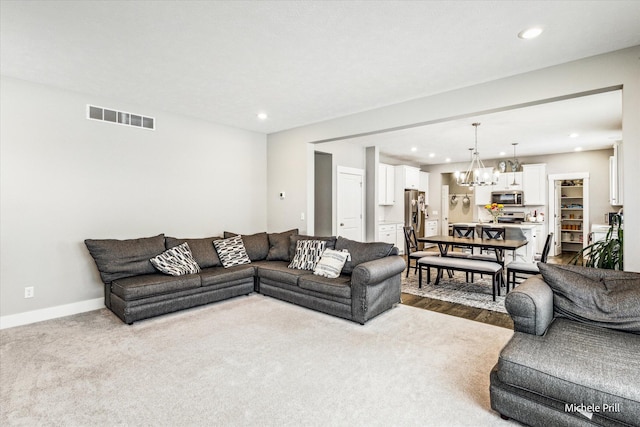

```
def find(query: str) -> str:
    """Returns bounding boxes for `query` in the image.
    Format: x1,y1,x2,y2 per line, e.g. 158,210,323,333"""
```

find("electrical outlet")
24,286,34,298
300,212,305,221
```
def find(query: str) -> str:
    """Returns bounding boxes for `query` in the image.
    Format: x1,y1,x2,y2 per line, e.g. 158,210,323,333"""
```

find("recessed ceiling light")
445,158,451,163
499,151,506,156
257,112,268,120
518,27,543,39
429,153,435,158
411,147,417,152
574,147,583,152
569,133,579,138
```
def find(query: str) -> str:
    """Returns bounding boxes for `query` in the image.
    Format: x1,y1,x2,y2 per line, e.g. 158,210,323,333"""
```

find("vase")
492,215,499,224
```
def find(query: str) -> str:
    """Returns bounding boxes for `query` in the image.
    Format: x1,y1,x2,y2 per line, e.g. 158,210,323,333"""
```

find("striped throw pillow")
150,242,201,276
213,235,251,268
288,240,327,270
313,249,350,278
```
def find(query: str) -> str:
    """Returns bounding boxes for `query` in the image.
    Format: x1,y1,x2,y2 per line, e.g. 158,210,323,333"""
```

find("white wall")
267,46,640,271
0,77,267,320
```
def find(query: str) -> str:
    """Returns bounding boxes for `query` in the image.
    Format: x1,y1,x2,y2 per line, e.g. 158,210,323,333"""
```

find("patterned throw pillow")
288,240,327,270
213,235,251,268
150,243,201,276
313,249,350,279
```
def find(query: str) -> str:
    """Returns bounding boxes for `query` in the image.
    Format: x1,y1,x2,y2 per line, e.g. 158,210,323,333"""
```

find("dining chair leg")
427,266,431,284
418,264,422,288
406,260,410,278
434,268,442,286
492,275,497,301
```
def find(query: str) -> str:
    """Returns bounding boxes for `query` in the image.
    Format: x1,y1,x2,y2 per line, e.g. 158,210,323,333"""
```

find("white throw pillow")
313,249,350,278
150,242,201,276
288,240,327,270
213,235,251,268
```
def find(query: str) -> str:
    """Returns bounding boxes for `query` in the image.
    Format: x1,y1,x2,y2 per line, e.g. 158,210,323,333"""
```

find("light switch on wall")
301,212,305,221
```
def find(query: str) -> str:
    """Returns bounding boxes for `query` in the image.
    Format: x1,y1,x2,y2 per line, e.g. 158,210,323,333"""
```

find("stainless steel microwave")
491,191,524,206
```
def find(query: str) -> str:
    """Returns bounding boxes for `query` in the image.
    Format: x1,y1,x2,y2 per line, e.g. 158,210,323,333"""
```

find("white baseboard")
0,298,105,330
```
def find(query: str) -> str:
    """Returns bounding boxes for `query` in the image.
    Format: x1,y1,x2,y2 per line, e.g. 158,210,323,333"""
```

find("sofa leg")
499,414,510,421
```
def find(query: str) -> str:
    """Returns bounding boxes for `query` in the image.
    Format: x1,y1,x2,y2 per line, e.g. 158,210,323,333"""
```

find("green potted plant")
570,214,623,270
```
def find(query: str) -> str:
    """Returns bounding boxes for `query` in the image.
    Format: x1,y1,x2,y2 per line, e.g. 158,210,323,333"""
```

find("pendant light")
455,123,499,187
510,142,519,188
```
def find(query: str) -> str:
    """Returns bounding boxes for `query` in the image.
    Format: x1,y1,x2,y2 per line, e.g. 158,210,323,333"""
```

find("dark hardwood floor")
401,252,575,329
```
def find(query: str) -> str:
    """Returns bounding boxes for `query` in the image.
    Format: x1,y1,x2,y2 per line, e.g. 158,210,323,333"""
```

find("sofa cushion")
334,236,394,275
85,234,166,283
288,240,326,270
213,235,251,268
266,229,299,261
150,243,201,276
257,261,312,286
288,235,337,261
538,263,640,334
313,249,350,279
165,236,222,268
111,273,201,301
198,265,255,288
223,231,269,261
298,274,351,299
498,318,640,425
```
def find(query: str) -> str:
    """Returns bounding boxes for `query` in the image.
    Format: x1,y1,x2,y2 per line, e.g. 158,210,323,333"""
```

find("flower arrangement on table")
485,203,504,223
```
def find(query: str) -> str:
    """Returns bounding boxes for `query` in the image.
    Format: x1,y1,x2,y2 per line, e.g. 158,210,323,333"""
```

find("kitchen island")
451,222,537,263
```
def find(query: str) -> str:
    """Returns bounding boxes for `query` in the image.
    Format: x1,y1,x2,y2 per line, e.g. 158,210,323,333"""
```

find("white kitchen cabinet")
533,223,546,255
506,226,536,264
396,165,420,190
522,164,547,206
378,223,405,255
378,224,396,244
378,163,396,205
396,223,406,255
425,220,438,237
495,172,523,191
419,171,430,203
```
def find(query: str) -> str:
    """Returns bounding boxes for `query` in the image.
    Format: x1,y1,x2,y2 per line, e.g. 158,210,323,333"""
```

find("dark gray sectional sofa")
490,264,640,426
85,229,406,325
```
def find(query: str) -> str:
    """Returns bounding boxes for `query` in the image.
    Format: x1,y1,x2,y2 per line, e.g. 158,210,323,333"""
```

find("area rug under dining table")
401,270,508,313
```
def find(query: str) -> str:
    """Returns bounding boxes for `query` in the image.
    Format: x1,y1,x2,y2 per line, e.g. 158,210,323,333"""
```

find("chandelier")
455,122,499,187
509,142,520,188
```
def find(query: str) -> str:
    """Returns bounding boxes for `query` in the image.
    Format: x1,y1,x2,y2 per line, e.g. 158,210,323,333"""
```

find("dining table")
417,235,529,288
417,235,529,264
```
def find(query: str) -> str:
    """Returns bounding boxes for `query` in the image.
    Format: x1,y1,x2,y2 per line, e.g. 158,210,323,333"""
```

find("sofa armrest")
351,256,407,286
505,275,554,335
350,255,406,324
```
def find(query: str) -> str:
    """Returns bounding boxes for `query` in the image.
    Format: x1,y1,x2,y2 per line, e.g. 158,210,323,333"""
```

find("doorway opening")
314,151,332,236
548,172,590,257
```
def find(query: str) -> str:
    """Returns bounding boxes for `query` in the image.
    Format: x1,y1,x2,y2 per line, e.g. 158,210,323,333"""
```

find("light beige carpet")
1,294,516,426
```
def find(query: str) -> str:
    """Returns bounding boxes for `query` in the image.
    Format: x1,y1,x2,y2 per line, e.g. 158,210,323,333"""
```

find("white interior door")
337,167,364,241
440,184,449,235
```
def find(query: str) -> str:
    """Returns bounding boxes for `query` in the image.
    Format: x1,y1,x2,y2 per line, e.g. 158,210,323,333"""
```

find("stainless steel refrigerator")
404,189,426,242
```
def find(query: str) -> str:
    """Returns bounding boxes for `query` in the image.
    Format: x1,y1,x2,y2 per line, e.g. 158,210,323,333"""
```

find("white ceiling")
1,0,638,141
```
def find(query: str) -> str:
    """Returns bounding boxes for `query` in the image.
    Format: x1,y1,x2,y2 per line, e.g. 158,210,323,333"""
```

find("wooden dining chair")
481,226,505,240
403,226,438,277
451,225,475,254
469,226,506,282
506,233,553,291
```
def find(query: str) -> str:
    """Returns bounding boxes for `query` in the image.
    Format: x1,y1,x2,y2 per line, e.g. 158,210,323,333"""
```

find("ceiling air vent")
87,105,155,130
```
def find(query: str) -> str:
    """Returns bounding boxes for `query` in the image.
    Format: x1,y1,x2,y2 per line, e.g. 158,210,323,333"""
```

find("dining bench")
417,256,503,301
